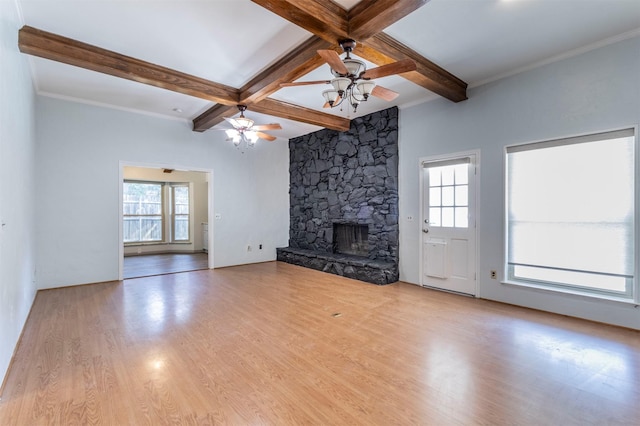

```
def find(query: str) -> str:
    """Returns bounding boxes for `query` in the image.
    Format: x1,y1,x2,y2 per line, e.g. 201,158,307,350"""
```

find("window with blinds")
505,129,636,299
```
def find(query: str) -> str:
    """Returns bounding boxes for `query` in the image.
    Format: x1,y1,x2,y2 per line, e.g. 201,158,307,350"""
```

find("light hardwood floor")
1,262,639,425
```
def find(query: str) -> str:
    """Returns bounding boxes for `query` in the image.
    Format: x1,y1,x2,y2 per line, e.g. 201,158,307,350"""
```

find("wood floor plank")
1,261,639,425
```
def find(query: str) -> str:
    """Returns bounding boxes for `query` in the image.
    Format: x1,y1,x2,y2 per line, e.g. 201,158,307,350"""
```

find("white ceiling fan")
221,105,282,149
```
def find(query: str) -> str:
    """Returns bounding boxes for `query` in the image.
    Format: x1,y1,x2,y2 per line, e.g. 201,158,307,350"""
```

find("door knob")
422,229,429,233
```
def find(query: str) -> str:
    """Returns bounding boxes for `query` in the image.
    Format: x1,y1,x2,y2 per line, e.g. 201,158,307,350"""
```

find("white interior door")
421,154,477,295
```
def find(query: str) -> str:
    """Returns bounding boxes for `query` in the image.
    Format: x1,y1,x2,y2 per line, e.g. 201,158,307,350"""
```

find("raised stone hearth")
276,247,398,285
277,107,399,285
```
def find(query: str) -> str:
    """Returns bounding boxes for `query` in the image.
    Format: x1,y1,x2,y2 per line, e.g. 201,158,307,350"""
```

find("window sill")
501,279,637,306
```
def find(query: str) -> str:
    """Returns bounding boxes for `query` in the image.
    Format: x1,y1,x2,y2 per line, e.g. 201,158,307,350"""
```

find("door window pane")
454,164,468,185
441,167,455,186
429,207,441,227
455,207,468,228
455,186,468,206
442,186,454,206
429,169,441,187
426,162,470,228
430,187,441,206
442,207,454,227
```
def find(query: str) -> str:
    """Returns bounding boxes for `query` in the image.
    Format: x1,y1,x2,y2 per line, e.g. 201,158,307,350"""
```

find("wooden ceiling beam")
348,0,430,41
250,98,350,132
239,36,332,104
251,0,348,44
18,25,351,133
360,33,467,102
192,104,237,133
18,26,240,105
193,97,351,133
193,36,336,131
251,0,467,103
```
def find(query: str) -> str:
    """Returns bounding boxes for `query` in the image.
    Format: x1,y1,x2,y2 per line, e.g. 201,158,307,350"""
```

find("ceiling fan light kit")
333,58,366,77
283,39,416,113
224,128,259,147
222,105,280,150
325,40,371,112
331,77,352,93
230,116,254,130
322,89,339,106
356,81,376,98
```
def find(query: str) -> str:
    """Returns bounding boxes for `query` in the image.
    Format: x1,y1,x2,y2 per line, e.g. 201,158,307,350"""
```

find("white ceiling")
17,0,640,139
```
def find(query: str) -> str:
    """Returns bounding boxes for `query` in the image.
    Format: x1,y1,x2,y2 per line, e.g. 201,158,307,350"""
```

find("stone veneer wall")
284,107,399,281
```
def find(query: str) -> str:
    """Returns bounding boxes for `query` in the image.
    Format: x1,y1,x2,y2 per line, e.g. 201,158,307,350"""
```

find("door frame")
118,160,214,281
418,149,481,297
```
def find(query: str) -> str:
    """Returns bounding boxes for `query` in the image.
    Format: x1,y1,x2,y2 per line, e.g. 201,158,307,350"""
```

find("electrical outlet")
247,245,252,252
259,244,263,250
490,270,497,279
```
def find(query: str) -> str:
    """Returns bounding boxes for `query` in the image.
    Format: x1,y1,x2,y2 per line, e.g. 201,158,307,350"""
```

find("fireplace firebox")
333,223,369,257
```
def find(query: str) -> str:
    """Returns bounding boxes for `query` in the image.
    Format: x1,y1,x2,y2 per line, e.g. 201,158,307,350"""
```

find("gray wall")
35,97,290,289
398,36,640,329
0,0,38,386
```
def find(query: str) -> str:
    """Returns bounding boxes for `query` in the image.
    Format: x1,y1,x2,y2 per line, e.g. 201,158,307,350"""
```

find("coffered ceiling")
16,0,640,140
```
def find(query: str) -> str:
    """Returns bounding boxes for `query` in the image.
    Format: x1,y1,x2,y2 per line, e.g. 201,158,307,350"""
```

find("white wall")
122,167,209,255
36,97,289,289
399,36,640,329
0,0,38,387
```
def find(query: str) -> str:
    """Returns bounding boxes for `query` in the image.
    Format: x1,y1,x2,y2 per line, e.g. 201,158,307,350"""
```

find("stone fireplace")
276,107,399,284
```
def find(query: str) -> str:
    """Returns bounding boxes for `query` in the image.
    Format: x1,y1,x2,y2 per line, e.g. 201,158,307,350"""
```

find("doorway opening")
119,164,212,279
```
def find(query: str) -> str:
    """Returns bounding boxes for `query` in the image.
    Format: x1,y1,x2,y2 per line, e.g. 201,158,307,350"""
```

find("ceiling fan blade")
252,123,282,131
256,131,277,142
280,80,330,87
361,59,416,79
317,49,349,75
371,85,399,101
